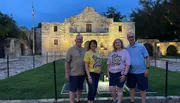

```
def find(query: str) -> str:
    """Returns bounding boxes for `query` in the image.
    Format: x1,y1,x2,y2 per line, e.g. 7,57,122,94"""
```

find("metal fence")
0,54,180,101
0,53,64,80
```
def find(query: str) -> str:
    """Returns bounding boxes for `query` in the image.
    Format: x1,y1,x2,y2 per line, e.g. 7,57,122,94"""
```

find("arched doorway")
166,45,178,56
144,43,153,56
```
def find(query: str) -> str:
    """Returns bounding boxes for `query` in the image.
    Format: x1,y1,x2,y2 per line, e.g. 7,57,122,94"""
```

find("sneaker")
76,100,80,103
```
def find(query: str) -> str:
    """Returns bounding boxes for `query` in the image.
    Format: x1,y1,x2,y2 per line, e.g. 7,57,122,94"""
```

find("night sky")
0,0,139,29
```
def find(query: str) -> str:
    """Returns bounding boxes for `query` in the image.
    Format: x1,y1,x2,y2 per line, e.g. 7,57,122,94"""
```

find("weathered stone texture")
4,38,21,58
41,7,135,55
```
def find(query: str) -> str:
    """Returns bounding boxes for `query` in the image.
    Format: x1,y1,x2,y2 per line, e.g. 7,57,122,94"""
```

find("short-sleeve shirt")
84,50,101,74
107,49,131,74
126,42,149,74
65,45,86,76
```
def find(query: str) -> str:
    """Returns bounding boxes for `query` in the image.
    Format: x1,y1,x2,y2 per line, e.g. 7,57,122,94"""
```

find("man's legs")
130,88,135,103
76,90,82,102
69,76,80,103
69,91,76,103
140,90,146,103
137,74,148,103
69,90,82,103
127,73,136,103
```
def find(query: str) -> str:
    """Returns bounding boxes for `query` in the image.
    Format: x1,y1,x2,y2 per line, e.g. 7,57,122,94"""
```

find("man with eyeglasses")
65,35,86,103
126,32,150,103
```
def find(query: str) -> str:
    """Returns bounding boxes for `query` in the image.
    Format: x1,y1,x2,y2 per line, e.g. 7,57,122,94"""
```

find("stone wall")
159,42,180,55
138,39,160,56
137,39,180,56
65,6,112,33
41,22,65,55
4,38,21,58
41,7,135,55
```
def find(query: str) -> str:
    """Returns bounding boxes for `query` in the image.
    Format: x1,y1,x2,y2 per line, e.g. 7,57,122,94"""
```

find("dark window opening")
54,26,57,32
54,39,58,45
86,24,92,32
119,26,122,32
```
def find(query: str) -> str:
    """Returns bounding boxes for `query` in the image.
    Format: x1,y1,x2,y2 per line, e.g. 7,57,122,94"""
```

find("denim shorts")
69,75,85,92
109,72,126,88
127,73,148,91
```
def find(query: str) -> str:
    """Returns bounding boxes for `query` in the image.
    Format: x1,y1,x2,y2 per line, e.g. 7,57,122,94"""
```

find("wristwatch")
146,67,150,69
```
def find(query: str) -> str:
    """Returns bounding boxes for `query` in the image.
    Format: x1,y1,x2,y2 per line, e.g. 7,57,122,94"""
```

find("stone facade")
20,26,32,55
137,39,180,56
4,38,21,58
158,42,180,55
41,6,135,55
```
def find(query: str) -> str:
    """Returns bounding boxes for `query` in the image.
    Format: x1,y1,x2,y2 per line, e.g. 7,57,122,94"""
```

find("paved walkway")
151,59,180,72
0,56,179,80
0,55,62,80
0,96,179,103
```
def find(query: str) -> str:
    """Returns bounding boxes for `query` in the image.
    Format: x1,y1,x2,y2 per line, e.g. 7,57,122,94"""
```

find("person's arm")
124,65,129,76
65,62,70,81
107,64,110,79
65,49,71,81
142,45,150,69
120,50,130,82
145,56,150,69
85,62,92,83
106,52,112,79
84,52,92,84
142,45,150,76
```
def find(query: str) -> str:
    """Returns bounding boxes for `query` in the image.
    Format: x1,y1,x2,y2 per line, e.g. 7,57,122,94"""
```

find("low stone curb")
0,96,179,103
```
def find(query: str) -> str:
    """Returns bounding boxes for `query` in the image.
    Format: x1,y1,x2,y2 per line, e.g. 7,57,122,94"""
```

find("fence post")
53,61,57,101
59,52,61,59
46,52,48,63
54,52,55,61
154,42,157,67
7,55,9,77
33,54,35,68
165,61,168,97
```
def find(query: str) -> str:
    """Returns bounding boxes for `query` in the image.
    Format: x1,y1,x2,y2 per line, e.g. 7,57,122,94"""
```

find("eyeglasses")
128,36,134,38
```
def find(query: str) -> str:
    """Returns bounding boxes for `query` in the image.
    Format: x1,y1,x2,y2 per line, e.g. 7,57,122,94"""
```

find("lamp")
157,43,160,47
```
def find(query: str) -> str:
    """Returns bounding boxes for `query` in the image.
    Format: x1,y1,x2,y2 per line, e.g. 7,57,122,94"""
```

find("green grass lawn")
0,59,180,100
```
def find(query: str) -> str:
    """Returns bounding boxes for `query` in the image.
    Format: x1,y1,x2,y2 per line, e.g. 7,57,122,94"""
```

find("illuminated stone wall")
159,42,180,55
137,39,180,56
41,7,135,56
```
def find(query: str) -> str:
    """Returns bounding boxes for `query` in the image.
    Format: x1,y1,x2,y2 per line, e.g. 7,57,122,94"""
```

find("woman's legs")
109,86,117,102
117,87,123,103
87,73,100,103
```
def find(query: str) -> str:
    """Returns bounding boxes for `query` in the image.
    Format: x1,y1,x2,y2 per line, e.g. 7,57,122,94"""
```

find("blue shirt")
126,42,149,74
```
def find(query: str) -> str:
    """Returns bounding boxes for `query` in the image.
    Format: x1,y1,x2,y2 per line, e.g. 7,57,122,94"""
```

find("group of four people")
65,32,150,103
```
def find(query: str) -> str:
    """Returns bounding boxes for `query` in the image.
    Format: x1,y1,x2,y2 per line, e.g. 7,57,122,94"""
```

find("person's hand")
107,73,110,79
65,74,69,81
120,75,126,82
144,69,149,77
88,77,92,84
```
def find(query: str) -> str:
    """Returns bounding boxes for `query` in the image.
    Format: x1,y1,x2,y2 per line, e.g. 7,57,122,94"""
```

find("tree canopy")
102,7,126,22
0,12,27,40
131,0,180,41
